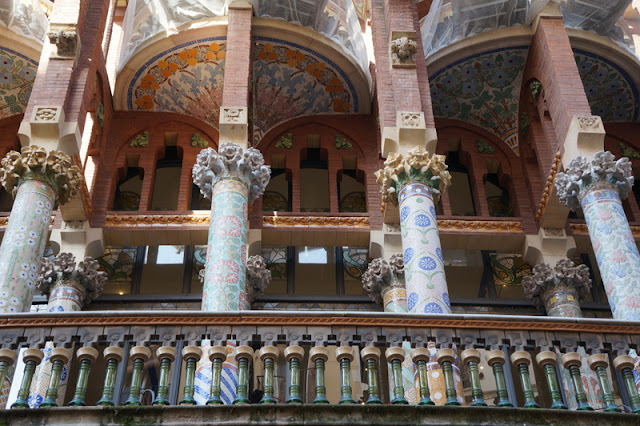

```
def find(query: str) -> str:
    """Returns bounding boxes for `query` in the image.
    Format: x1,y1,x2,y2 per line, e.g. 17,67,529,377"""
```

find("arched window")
446,150,476,216
263,168,292,212
338,169,366,212
484,173,513,217
151,145,183,211
300,147,330,212
113,167,144,211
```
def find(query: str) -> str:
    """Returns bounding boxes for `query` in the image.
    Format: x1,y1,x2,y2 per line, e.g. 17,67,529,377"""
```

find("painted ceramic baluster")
561,353,593,411
207,346,228,405
535,351,567,409
11,349,44,409
124,346,151,406
179,346,202,405
233,346,253,404
152,346,177,406
97,346,125,406
587,354,620,412
310,347,329,404
461,349,487,407
285,345,304,404
68,347,99,406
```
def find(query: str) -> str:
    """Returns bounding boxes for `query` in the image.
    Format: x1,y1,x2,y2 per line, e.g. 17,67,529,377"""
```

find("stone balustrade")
0,311,638,418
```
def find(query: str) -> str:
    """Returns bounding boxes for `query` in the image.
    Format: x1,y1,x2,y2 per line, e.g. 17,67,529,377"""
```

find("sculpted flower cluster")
37,253,107,305
362,255,405,304
0,146,82,205
246,255,272,302
521,259,591,311
375,147,451,205
192,143,271,202
555,151,633,211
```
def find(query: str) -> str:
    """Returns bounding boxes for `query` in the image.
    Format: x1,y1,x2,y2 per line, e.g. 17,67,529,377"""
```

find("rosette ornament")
555,151,633,211
37,253,107,311
522,259,591,317
192,143,271,202
362,254,407,312
0,145,82,205
374,147,451,206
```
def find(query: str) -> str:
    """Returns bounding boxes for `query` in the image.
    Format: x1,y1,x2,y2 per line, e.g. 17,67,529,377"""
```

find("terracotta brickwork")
221,7,252,108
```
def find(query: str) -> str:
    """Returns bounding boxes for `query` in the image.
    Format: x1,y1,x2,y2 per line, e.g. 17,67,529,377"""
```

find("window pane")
263,170,290,212
489,253,531,299
449,171,476,216
113,168,143,211
262,247,288,295
97,246,138,295
342,247,368,296
295,247,336,296
301,169,329,212
444,250,484,298
151,167,181,210
190,245,206,294
139,245,185,294
339,172,366,213
485,174,513,217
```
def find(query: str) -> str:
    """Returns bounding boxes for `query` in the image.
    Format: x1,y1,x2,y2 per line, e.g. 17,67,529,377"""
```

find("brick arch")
0,114,23,156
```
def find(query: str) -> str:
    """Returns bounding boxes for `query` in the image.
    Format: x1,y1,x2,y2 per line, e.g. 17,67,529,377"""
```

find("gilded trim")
571,223,640,238
535,150,562,223
437,219,523,233
104,213,210,226
263,215,370,228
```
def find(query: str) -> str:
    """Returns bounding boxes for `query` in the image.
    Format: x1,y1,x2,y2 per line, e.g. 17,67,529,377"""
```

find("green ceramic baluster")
179,345,201,405
68,347,99,406
588,354,619,412
487,350,513,407
411,348,435,406
561,353,593,411
97,346,125,406
285,345,304,404
233,345,253,405
310,346,330,404
11,349,44,409
614,355,640,413
259,346,278,404
386,347,408,404
124,346,151,406
207,346,228,405
152,346,177,406
511,351,539,408
535,351,567,409
336,347,355,404
462,349,487,407
361,347,382,404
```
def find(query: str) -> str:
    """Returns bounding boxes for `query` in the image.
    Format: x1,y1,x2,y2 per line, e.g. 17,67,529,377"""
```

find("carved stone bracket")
246,255,271,302
555,151,634,210
362,254,405,304
0,145,82,205
47,23,80,59
375,146,451,206
192,142,270,202
36,253,107,305
390,31,418,68
521,259,591,311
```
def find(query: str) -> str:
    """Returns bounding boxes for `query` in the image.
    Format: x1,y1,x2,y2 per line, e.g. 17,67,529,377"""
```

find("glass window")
113,168,143,211
485,173,513,217
300,148,329,212
97,246,138,295
139,245,185,294
151,146,182,211
447,151,476,216
262,247,288,295
295,247,336,295
444,250,484,298
190,245,206,294
342,247,368,296
338,170,366,213
263,169,291,212
489,253,531,299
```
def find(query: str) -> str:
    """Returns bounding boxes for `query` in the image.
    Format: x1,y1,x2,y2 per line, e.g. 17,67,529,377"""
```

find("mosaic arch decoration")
126,37,226,128
252,37,359,145
573,49,639,123
429,46,528,155
0,46,37,120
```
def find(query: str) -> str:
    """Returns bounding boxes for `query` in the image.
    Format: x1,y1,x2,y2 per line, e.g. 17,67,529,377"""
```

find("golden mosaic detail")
437,220,523,233
570,223,640,238
263,215,369,228
105,214,210,226
535,150,562,223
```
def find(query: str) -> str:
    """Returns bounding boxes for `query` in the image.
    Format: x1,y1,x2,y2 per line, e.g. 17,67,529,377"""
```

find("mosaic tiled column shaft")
0,146,81,313
522,259,591,318
375,147,452,315
555,152,640,320
193,143,270,312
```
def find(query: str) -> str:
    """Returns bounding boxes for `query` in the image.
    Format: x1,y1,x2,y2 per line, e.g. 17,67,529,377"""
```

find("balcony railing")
0,311,639,423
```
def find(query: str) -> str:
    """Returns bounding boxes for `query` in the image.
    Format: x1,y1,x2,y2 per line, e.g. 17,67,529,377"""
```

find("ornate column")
362,254,407,312
522,259,591,317
0,146,81,312
192,143,270,311
375,147,452,314
36,253,107,312
555,152,640,319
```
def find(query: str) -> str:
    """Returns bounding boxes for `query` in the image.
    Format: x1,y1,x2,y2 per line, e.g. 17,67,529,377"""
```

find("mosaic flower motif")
414,213,431,227
285,49,305,67
408,292,418,311
0,55,13,69
404,247,414,264
436,247,443,262
418,256,437,271
442,292,450,307
258,43,278,61
0,72,13,85
423,302,443,314
400,206,410,222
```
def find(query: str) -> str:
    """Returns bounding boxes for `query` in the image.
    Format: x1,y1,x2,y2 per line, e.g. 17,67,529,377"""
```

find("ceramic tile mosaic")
0,47,37,120
127,38,226,128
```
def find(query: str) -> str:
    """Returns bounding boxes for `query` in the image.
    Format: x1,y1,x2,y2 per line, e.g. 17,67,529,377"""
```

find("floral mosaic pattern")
203,179,249,311
127,38,226,128
399,182,450,314
0,180,54,313
252,38,358,144
429,47,528,155
0,47,37,120
581,187,640,320
574,50,638,123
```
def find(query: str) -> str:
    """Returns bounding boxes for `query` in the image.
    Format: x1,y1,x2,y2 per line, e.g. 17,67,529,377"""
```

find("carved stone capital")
375,146,451,205
521,259,591,311
390,32,418,68
246,255,271,302
555,151,634,211
37,253,107,305
192,143,270,202
362,256,405,304
47,23,80,58
0,146,83,205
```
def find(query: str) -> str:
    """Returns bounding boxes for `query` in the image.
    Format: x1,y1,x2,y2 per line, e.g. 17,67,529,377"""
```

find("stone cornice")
104,213,210,227
437,219,524,233
263,215,370,228
1,311,639,334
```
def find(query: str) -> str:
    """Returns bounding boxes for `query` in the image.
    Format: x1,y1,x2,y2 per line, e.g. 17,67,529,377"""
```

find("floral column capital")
522,259,591,314
555,151,633,210
246,255,271,303
362,254,405,304
375,147,451,206
0,146,82,205
192,143,271,202
37,253,108,307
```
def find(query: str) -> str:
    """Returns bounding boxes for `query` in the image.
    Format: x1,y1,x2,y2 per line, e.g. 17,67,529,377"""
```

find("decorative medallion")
574,49,638,122
127,37,226,128
274,133,293,149
0,47,38,120
252,38,358,144
191,133,208,148
429,47,528,155
335,135,353,149
476,139,494,154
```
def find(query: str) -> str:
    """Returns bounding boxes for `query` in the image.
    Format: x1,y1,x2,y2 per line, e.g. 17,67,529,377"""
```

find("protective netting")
119,0,370,81
421,0,634,58
0,0,48,44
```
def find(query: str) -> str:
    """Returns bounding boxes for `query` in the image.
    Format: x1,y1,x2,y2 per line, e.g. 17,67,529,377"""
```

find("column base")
365,396,383,405
39,399,58,407
524,401,540,409
550,401,568,410
67,399,86,407
206,397,223,405
391,397,409,404
151,397,170,406
124,398,141,406
603,405,621,412
179,397,197,405
445,398,461,406
497,400,514,407
576,402,593,411
313,396,330,404
418,397,435,406
286,397,303,404
470,400,487,407
10,399,29,409
233,398,250,405
96,399,114,407
260,396,277,404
